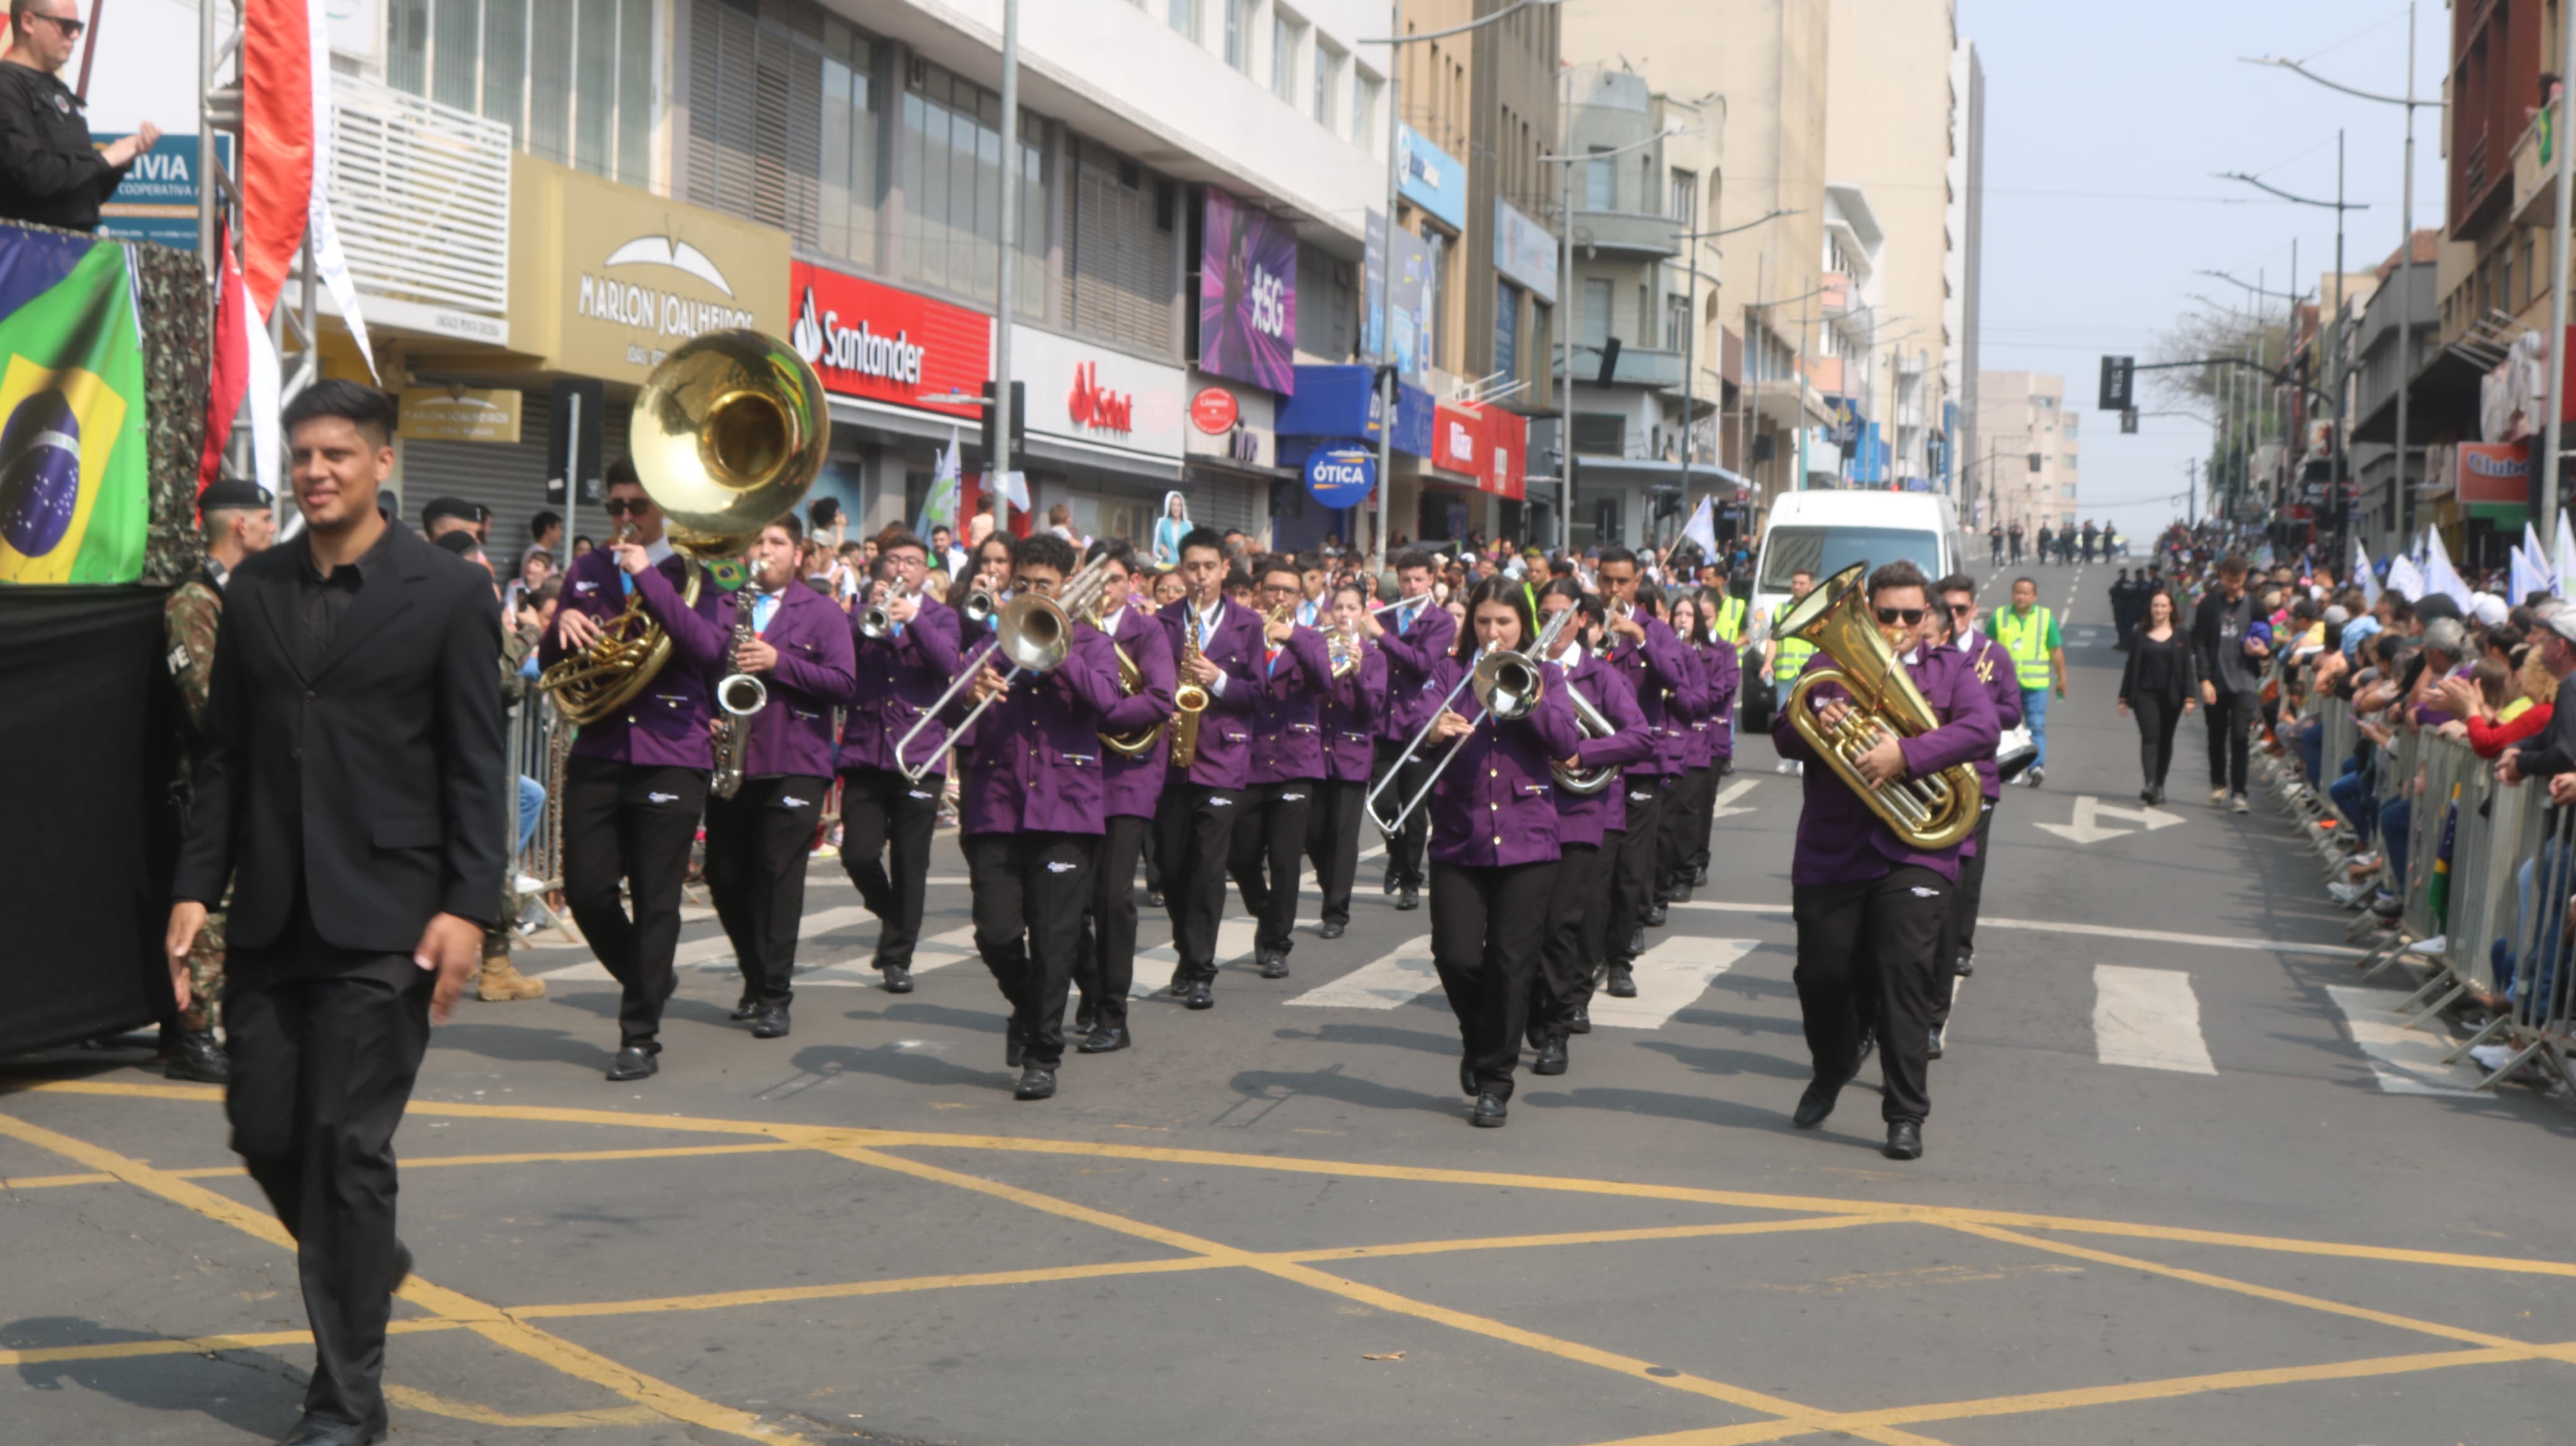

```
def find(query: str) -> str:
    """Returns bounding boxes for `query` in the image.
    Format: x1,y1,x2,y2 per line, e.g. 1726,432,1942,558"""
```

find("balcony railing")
1571,208,1681,259
320,77,513,344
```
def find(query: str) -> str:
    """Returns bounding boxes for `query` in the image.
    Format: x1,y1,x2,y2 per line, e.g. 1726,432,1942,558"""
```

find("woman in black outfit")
2118,586,2198,804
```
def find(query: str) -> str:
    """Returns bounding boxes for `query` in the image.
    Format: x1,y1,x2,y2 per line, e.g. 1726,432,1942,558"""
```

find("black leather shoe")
1531,1039,1568,1076
1954,954,1975,978
1567,1004,1591,1035
278,1411,387,1445
1471,1093,1508,1127
605,1046,657,1082
1856,1027,1876,1063
1641,903,1668,928
1258,949,1290,980
1183,980,1215,1010
1074,1002,1098,1035
1692,863,1710,887
728,993,757,1021
1396,886,1420,911
1793,1076,1842,1130
1459,1056,1478,1096
165,1028,229,1084
881,964,915,994
1077,1025,1129,1053
1319,920,1346,940
1146,889,1164,908
1671,881,1694,904
1382,866,1399,896
1926,1026,1944,1061
1605,965,1638,998
751,1004,791,1039
1628,927,1646,956
1005,1019,1027,1068
1884,1120,1923,1161
1014,1065,1058,1101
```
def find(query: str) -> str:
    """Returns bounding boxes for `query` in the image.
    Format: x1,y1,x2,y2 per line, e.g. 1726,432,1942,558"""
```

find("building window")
902,59,1048,316
1495,279,1521,380
1664,292,1687,351
1168,0,1198,41
816,26,881,266
1066,138,1178,354
1580,277,1611,348
1272,11,1303,103
389,0,656,187
1313,40,1341,129
1573,412,1625,455
1224,0,1251,72
1585,146,1614,210
1669,168,1697,226
687,5,903,260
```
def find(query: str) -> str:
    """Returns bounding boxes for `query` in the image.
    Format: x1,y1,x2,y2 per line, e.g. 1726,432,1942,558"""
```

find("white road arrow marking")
2092,964,2216,1074
1710,777,1760,820
2034,795,2185,844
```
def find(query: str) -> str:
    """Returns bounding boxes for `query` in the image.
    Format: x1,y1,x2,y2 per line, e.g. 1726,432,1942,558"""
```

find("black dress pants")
964,830,1095,1068
1229,778,1315,956
1372,738,1434,887
1792,866,1948,1125
562,756,707,1050
2133,692,2184,792
224,937,430,1429
704,774,825,1007
2204,687,2259,795
837,765,941,970
1690,762,1723,874
1304,777,1368,927
1606,780,1664,964
1429,858,1559,1097
1931,799,1996,1032
1533,840,1608,1040
1156,778,1243,983
1075,813,1151,1028
1660,765,1710,892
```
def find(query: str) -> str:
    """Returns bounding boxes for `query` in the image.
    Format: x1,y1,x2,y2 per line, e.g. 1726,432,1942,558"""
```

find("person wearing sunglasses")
1770,559,1999,1162
1927,574,2023,1064
0,0,163,233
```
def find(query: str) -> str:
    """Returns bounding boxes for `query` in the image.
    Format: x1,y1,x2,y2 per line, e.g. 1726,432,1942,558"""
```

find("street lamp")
1661,210,1798,546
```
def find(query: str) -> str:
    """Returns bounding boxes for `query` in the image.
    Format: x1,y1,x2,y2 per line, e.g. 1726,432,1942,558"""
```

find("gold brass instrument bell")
1773,562,1982,851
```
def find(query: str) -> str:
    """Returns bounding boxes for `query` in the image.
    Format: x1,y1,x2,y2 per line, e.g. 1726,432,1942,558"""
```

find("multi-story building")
1975,371,2076,540
1946,40,1985,521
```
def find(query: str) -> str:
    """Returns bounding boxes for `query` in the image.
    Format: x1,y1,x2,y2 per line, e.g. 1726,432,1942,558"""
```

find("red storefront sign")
787,261,990,419
1190,386,1240,433
1430,401,1528,500
2455,440,2530,503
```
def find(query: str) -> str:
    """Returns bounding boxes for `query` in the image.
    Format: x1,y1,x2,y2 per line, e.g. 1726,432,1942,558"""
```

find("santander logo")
1068,361,1134,434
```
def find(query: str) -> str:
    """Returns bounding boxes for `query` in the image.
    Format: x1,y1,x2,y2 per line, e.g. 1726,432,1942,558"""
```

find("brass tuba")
540,329,829,728
1775,563,1981,851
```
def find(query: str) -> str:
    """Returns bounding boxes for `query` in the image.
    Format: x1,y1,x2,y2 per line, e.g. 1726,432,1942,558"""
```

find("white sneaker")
2210,786,2229,805
2230,793,2250,814
1776,760,1798,775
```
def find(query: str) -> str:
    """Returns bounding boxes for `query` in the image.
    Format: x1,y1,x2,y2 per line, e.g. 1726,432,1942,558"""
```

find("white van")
1746,490,1959,649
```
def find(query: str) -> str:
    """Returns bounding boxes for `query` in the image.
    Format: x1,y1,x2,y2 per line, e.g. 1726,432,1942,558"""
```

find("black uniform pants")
704,774,826,1008
1793,866,1947,1125
1156,778,1243,983
1660,765,1710,892
1075,813,1152,1029
1430,858,1559,1097
1229,778,1315,956
1533,840,1609,1040
1606,780,1664,964
964,830,1095,1068
1304,777,1368,927
2133,692,2185,792
562,757,706,1050
1373,738,1434,887
1931,799,1996,1031
2204,687,2259,795
837,765,941,970
224,938,430,1429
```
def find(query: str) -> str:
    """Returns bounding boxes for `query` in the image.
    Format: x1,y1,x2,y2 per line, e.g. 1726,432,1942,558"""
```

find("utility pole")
2396,0,2418,546
989,0,1019,540
2546,8,2576,544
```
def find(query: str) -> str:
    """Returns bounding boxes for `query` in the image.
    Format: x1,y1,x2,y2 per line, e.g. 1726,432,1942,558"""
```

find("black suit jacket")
173,520,508,955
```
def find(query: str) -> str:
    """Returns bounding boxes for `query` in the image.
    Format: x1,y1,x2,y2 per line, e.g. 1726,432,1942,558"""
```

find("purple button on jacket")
542,549,728,769
1320,643,1388,783
838,595,965,778
949,624,1125,837
720,582,857,782
1770,644,2000,886
1247,624,1333,785
1157,597,1266,791
1553,649,1654,849
1373,596,1458,743
1097,605,1177,821
1421,653,1582,869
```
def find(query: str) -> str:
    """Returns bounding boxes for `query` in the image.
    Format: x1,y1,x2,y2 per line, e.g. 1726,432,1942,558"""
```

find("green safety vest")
1771,602,1818,682
1712,594,1746,645
1995,605,2054,690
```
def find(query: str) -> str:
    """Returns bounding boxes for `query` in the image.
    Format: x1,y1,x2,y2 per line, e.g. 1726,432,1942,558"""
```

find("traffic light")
2120,408,2138,434
979,380,1027,460
2098,355,2134,411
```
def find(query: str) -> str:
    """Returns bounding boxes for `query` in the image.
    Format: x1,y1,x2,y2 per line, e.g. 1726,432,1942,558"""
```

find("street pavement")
9,557,2576,1445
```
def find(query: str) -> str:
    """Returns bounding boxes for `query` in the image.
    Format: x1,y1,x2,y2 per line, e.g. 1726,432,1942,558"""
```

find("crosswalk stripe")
1286,935,1438,1009
2321,986,2482,1095
1589,936,1759,1029
2091,964,2216,1074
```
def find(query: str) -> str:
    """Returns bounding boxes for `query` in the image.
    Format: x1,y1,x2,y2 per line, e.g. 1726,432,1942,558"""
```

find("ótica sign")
1303,443,1375,507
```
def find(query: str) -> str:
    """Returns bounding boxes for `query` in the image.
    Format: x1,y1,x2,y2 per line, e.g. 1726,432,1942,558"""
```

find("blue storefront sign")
1276,365,1434,465
1304,443,1377,507
1396,125,1468,231
93,133,232,250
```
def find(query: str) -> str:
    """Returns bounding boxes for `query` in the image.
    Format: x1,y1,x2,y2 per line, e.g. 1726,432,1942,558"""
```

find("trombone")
1364,603,1576,838
895,555,1117,783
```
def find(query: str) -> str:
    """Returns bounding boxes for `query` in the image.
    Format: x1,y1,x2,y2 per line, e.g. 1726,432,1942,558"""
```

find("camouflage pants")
180,905,225,1032
484,877,523,961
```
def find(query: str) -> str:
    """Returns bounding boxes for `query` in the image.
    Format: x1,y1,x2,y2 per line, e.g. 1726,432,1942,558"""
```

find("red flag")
199,227,250,498
240,0,313,319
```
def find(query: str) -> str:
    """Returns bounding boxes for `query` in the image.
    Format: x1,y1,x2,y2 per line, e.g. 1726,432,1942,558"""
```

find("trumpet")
1365,604,1577,837
896,555,1118,782
961,586,1001,629
858,581,915,640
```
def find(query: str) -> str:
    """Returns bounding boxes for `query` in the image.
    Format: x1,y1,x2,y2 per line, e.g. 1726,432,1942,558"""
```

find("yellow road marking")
514,1257,1230,1320
1282,1213,1887,1263
0,1320,464,1368
0,1110,817,1446
383,1384,664,1428
2,1141,805,1193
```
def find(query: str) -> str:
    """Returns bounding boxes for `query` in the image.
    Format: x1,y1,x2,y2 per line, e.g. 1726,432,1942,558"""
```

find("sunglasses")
30,13,85,38
601,497,651,516
1874,607,1928,626
1947,601,1975,614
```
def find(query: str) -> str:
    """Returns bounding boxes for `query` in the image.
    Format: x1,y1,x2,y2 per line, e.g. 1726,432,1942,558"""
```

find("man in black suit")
165,381,505,1446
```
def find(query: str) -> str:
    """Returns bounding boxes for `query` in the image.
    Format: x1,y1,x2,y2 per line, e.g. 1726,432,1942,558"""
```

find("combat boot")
477,952,547,1001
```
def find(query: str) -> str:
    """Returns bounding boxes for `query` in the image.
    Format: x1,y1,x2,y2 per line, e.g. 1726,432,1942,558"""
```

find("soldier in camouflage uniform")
163,479,275,1082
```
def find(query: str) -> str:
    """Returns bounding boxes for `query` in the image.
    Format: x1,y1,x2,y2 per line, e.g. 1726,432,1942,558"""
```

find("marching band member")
1418,577,1580,1126
1596,549,1695,996
835,531,960,995
1528,581,1653,1076
703,515,856,1040
1305,583,1387,941
946,533,1126,1100
1689,587,1743,889
1231,554,1333,978
1072,538,1175,1053
541,459,729,1081
1658,594,1712,907
1928,572,2022,1060
1155,527,1266,1009
1773,560,1998,1160
1361,550,1457,912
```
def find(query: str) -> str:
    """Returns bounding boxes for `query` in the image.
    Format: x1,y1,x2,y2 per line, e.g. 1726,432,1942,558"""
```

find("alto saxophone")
709,590,766,800
1170,604,1209,769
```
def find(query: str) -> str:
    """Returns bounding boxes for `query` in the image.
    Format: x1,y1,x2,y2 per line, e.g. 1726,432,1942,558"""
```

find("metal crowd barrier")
503,693,574,941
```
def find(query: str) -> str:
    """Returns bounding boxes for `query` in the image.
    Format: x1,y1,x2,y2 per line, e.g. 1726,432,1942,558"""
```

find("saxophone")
708,591,765,800
1170,604,1209,769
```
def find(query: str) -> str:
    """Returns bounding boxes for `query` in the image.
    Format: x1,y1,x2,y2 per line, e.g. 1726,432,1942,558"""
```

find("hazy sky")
1960,0,2448,541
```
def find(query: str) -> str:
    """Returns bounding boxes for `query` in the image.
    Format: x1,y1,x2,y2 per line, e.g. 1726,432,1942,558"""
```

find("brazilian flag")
0,232,147,586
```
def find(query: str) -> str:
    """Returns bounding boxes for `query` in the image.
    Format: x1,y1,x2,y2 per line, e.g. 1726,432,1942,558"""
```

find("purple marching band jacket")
1954,627,2024,804
1769,643,2001,887
718,580,858,780
1155,595,1267,791
1609,612,1695,781
1697,637,1741,766
1664,638,1710,772
1551,645,1655,849
1094,603,1178,820
1321,641,1389,783
1418,652,1583,869
541,547,728,769
1372,594,1458,745
1246,621,1333,786
941,622,1125,837
840,593,964,779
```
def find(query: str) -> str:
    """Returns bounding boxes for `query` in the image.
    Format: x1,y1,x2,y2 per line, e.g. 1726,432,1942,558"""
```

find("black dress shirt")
295,525,397,673
0,61,128,231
